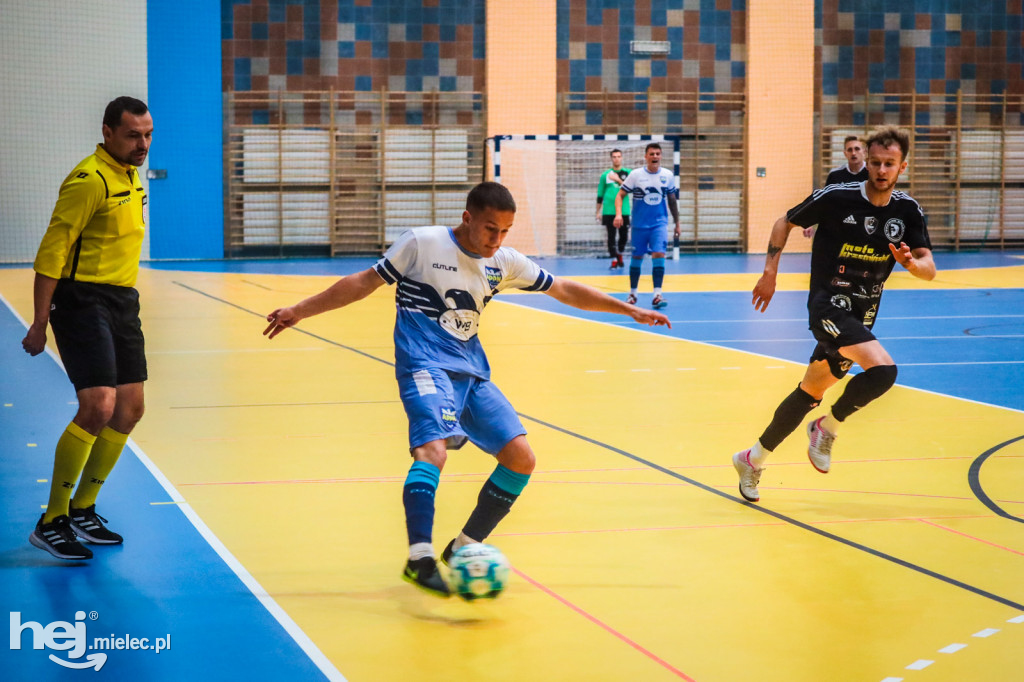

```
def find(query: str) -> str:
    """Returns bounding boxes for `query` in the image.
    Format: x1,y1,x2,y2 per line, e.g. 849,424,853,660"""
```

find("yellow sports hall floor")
1,259,1022,681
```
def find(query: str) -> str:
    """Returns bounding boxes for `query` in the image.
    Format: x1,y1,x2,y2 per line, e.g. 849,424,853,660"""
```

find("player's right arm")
22,273,59,356
613,186,629,228
752,214,800,313
596,172,606,221
264,268,385,339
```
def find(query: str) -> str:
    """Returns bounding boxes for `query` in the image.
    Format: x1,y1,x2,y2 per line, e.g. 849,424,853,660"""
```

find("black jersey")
787,182,931,322
825,165,869,186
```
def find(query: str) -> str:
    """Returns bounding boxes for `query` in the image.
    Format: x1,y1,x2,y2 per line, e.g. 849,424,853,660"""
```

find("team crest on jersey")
440,407,458,431
830,294,852,311
864,216,877,234
884,218,905,242
484,266,502,288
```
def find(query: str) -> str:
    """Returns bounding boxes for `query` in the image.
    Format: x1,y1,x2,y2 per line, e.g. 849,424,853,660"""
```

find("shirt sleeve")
373,229,417,285
597,171,607,203
666,169,679,197
495,248,554,293
785,189,829,228
33,169,105,279
904,204,932,251
620,169,637,194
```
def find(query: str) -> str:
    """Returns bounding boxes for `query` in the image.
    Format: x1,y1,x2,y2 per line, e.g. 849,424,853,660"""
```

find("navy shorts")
397,368,526,455
49,280,147,391
807,291,876,379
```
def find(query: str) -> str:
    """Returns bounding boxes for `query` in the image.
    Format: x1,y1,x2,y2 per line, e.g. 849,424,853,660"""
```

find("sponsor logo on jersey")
884,218,905,242
830,277,852,288
864,216,877,234
830,294,853,311
432,263,457,271
843,214,857,225
484,266,502,288
440,407,458,430
838,243,889,263
863,303,878,326
76,172,89,179
642,188,664,205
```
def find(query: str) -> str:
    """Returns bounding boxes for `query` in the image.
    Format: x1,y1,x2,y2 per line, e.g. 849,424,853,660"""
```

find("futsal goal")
488,134,743,257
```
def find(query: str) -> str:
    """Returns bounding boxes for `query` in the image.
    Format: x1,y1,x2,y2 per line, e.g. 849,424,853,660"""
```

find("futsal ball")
448,543,510,601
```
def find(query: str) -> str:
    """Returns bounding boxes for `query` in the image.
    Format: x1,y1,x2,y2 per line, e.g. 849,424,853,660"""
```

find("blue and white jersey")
621,166,678,230
373,225,555,380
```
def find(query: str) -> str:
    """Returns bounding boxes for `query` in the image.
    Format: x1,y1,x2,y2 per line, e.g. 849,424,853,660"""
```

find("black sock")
462,479,520,542
831,365,898,422
759,385,821,451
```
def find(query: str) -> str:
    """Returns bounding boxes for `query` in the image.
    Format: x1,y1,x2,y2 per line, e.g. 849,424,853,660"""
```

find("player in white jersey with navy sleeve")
613,142,680,309
264,182,671,596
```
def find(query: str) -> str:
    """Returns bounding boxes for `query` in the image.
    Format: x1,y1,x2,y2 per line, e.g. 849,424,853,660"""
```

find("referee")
22,96,153,560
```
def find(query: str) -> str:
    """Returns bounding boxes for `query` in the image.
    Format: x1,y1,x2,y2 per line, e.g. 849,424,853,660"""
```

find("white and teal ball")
448,543,510,601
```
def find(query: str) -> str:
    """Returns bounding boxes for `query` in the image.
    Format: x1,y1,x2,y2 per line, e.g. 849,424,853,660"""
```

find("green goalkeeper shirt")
597,168,631,216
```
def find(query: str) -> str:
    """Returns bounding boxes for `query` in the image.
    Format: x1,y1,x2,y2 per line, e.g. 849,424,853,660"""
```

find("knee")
76,393,116,434
412,440,447,470
868,364,898,390
499,436,536,475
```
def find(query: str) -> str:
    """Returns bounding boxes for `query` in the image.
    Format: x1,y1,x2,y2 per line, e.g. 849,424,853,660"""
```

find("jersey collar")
95,144,133,172
448,226,484,259
859,180,893,207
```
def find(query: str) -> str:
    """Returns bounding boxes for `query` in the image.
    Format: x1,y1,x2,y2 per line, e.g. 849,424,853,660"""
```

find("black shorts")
49,280,147,391
601,214,630,230
807,291,876,379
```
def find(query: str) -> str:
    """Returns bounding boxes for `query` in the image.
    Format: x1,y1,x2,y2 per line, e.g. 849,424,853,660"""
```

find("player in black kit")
732,126,936,502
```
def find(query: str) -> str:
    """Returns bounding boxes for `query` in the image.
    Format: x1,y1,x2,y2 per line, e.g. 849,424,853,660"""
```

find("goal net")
489,135,680,257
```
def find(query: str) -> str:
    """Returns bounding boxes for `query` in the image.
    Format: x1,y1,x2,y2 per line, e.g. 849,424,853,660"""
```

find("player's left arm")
544,278,671,328
888,243,936,281
667,194,680,236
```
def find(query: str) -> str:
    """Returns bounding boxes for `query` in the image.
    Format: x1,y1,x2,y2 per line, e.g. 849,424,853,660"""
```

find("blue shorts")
631,226,668,257
397,368,526,455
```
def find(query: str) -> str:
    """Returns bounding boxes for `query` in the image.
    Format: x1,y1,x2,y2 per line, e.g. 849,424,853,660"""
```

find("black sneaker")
402,557,450,598
440,538,456,567
69,505,123,544
29,514,93,560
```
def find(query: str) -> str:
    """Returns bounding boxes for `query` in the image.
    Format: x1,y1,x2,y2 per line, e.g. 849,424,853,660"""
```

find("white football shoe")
732,449,764,502
806,417,836,473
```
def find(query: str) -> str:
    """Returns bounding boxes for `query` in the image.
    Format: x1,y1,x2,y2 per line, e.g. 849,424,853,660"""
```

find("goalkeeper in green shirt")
596,149,631,269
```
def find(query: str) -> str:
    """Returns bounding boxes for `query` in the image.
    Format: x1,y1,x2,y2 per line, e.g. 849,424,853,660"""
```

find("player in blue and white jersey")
614,142,680,309
731,126,935,503
264,182,671,596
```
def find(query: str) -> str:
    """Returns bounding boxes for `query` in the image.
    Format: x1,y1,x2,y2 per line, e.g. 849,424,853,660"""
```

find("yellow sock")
71,426,129,510
43,422,96,523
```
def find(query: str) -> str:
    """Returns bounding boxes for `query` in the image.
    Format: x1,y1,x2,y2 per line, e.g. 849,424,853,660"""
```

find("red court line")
513,567,696,681
916,518,1024,557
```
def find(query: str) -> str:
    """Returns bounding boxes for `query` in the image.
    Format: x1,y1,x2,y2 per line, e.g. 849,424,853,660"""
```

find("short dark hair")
466,181,516,214
645,142,662,153
610,148,622,156
843,135,861,146
103,96,149,129
865,126,910,161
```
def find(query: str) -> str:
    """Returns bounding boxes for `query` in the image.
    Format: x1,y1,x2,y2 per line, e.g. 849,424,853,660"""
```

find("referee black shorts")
49,279,148,392
807,290,876,379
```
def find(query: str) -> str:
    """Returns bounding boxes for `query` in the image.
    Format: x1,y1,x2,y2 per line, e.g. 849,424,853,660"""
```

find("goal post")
489,135,680,258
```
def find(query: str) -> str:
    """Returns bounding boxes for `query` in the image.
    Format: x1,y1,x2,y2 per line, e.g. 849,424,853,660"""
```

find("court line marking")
917,519,1024,556
170,282,1024,613
500,296,1024,416
967,434,1024,524
938,643,967,653
513,567,695,681
0,291,347,682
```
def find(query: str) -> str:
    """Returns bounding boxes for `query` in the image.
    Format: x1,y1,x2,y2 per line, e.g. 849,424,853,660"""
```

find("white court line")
905,659,934,670
1008,614,1024,623
938,643,967,654
498,297,1024,416
0,292,347,682
973,628,1000,638
900,360,1024,366
880,677,904,682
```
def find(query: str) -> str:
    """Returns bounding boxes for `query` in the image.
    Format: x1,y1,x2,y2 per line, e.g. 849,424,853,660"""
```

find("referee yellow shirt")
34,144,147,287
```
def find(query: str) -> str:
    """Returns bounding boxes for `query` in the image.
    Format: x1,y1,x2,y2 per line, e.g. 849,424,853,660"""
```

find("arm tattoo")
766,243,783,258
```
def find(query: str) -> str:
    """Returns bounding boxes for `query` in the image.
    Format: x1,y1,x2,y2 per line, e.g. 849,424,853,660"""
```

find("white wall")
0,0,148,262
